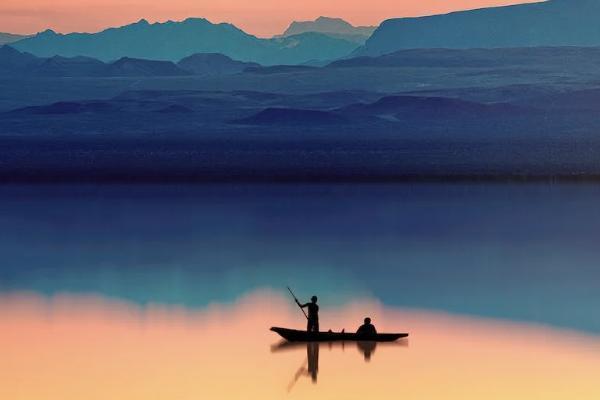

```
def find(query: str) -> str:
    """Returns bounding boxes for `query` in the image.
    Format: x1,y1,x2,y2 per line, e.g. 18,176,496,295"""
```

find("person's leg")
314,321,319,332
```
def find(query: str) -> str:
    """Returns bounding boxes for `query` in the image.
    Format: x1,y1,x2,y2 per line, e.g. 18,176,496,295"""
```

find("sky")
1,0,542,37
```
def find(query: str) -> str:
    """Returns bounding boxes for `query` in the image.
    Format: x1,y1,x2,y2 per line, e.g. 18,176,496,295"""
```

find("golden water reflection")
272,339,407,391
1,290,600,399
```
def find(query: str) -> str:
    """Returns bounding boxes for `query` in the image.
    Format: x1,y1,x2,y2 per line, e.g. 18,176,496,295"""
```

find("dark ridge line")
1,173,600,184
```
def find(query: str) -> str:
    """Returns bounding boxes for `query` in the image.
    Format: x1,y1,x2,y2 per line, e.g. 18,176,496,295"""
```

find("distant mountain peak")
182,17,209,24
282,16,376,37
280,16,376,45
12,17,360,65
38,29,57,36
315,16,351,24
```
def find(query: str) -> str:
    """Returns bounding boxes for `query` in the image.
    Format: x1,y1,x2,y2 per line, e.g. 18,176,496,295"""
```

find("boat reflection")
3,292,600,399
357,340,376,362
284,342,319,391
271,339,408,390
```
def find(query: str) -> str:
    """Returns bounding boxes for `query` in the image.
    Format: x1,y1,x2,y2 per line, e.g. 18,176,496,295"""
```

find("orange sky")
1,0,542,37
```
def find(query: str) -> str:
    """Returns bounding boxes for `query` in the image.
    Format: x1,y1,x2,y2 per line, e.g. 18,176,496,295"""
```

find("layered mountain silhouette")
0,45,39,74
0,32,30,45
107,57,189,76
330,46,600,69
360,0,600,56
0,45,265,77
11,18,359,65
280,16,376,44
234,107,347,125
235,95,519,126
178,53,259,75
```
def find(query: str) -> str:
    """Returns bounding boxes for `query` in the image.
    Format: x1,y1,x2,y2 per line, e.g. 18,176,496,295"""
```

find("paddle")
287,286,308,320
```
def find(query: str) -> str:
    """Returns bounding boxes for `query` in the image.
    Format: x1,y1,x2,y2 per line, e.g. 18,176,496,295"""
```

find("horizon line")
2,1,543,38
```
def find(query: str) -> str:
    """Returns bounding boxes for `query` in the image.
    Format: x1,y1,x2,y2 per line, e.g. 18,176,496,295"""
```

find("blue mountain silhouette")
0,32,30,45
280,16,376,44
177,53,259,75
360,0,600,56
11,18,358,65
0,45,251,77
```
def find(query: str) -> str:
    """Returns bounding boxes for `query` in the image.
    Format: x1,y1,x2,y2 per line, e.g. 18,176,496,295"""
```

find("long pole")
287,286,308,319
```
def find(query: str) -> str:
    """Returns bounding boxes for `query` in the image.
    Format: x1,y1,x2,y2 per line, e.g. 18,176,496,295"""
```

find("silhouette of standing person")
297,295,319,332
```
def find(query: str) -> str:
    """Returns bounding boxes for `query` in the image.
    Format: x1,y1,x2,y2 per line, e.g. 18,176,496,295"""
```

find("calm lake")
1,183,600,399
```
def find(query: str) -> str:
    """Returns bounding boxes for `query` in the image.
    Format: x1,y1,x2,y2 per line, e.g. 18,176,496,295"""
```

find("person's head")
364,317,372,325
311,296,318,303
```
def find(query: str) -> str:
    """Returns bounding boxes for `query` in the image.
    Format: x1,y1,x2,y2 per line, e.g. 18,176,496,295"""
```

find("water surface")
1,183,600,398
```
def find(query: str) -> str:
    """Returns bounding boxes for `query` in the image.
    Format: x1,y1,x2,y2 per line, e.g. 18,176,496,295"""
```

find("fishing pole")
287,286,308,319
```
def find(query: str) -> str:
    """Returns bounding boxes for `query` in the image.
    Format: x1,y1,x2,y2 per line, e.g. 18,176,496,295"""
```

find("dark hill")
0,45,39,74
11,101,117,115
107,57,190,77
331,46,600,69
338,96,520,119
31,55,107,77
243,65,317,74
233,107,347,125
178,53,259,75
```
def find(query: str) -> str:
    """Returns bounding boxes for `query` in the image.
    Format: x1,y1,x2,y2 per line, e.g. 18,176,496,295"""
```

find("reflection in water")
2,291,600,399
285,342,320,391
357,341,376,362
308,342,319,383
272,338,407,390
3,183,600,334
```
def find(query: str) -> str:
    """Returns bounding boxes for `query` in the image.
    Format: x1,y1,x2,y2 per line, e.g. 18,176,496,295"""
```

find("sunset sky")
1,0,541,37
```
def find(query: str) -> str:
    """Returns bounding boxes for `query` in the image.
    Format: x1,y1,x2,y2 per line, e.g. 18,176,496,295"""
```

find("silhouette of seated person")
356,317,377,337
297,295,319,332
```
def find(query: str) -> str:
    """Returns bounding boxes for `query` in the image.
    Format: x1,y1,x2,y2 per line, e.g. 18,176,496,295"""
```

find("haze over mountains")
0,33,30,45
360,0,600,56
11,18,360,65
0,45,269,77
4,1,600,181
10,1,600,66
280,17,376,44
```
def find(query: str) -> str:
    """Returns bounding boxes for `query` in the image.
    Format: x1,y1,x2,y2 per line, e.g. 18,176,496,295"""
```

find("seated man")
356,317,377,336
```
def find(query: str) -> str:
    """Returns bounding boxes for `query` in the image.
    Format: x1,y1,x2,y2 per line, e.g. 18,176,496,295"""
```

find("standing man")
297,295,319,332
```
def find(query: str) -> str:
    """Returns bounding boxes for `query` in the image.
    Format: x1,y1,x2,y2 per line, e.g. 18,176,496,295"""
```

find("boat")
270,326,409,342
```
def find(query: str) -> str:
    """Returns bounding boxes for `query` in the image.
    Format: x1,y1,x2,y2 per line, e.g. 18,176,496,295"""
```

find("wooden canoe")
270,326,408,342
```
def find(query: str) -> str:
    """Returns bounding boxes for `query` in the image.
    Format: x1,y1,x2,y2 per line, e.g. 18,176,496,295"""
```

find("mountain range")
11,18,360,65
0,32,30,45
0,45,262,77
7,1,600,65
359,0,600,56
280,16,376,44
